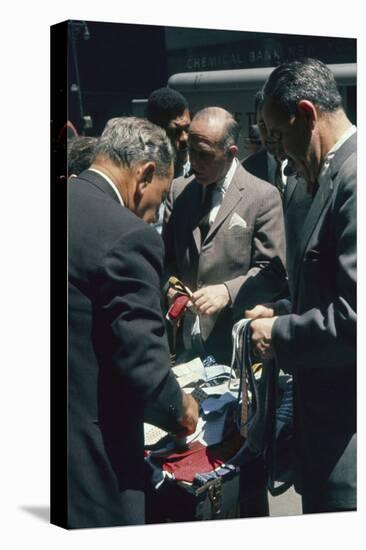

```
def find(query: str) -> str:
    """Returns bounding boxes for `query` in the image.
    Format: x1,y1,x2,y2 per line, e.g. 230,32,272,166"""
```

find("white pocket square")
228,212,247,230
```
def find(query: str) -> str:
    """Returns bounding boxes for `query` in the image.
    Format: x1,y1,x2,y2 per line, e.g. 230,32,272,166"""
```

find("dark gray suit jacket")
242,150,312,297
272,133,357,507
68,170,184,528
163,161,286,364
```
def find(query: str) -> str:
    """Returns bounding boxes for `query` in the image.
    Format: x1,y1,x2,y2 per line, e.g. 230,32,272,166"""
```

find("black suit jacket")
273,133,357,507
242,149,269,182
68,170,183,528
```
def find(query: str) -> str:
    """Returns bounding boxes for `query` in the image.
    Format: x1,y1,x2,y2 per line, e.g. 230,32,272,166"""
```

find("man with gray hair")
66,116,198,528
163,106,287,517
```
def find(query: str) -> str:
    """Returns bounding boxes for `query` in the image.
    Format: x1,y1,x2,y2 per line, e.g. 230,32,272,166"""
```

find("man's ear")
227,144,239,159
135,161,156,198
297,100,317,130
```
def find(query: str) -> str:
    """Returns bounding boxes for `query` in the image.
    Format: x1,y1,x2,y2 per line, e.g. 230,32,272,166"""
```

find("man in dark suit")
243,90,312,293
163,106,287,366
68,117,198,528
247,59,356,514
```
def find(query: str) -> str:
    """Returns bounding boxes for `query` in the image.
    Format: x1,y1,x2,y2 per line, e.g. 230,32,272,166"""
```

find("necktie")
274,161,284,198
198,183,215,244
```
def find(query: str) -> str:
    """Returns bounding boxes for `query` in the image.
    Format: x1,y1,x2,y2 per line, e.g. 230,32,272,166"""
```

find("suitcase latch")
208,479,222,515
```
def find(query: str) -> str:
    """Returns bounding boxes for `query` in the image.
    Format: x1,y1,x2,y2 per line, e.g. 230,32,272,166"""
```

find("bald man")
163,107,286,517
163,106,286,366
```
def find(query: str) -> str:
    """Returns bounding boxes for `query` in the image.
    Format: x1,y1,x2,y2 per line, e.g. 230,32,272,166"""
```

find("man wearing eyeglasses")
246,58,357,515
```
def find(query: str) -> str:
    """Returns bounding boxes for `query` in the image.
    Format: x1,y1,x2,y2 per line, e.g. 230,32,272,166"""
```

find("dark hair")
93,116,174,178
263,58,343,115
67,136,98,176
145,87,189,129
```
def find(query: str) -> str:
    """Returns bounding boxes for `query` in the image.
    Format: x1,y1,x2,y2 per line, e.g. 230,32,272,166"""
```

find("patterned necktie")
198,183,215,244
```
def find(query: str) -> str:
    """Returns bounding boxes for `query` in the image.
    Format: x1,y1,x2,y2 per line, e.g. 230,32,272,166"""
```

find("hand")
245,303,276,320
178,392,199,436
167,287,180,306
250,317,278,361
167,287,194,312
192,284,230,316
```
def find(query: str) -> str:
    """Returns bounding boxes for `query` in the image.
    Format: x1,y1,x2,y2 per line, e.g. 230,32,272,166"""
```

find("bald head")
188,107,239,186
191,107,239,150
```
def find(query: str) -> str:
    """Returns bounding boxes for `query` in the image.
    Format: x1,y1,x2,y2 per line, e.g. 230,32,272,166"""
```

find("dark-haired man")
247,58,357,514
146,87,191,178
242,89,312,294
67,116,198,528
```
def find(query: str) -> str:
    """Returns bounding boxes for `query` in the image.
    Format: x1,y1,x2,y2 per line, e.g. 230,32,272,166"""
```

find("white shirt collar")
216,157,238,193
318,125,356,186
88,168,125,206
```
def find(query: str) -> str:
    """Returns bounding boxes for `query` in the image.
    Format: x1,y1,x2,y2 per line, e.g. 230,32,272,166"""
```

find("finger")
194,295,210,308
244,308,259,319
197,303,211,315
205,305,218,315
192,289,205,301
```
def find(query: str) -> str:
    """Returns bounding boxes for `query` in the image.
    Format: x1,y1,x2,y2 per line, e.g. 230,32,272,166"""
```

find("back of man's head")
263,58,343,115
67,136,98,177
93,116,174,177
145,87,189,129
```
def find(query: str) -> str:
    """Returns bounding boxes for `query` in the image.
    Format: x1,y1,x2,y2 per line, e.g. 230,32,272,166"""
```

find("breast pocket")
222,225,253,267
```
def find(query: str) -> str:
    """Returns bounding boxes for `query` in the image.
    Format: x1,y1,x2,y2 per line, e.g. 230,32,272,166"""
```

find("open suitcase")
144,319,279,523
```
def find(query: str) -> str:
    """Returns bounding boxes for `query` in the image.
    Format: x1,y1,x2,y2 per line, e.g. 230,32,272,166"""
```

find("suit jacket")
243,150,312,298
163,161,286,364
242,149,270,183
272,133,357,507
68,169,184,528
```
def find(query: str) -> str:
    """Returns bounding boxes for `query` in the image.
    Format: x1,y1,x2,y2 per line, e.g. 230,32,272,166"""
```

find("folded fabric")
149,433,244,483
201,393,236,415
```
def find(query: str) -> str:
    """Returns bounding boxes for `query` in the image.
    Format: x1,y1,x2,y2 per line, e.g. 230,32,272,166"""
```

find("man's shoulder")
69,177,160,246
235,161,279,199
171,174,196,196
241,149,267,169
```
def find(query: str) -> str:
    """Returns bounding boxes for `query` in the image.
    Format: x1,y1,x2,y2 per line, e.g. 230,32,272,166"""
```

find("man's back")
68,171,183,528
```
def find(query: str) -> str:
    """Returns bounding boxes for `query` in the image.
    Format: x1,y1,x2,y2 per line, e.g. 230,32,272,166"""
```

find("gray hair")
93,116,174,177
192,107,240,151
263,58,343,115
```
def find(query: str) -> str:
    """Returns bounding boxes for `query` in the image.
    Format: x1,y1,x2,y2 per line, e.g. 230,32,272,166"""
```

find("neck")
308,110,352,186
90,158,129,204
319,110,352,161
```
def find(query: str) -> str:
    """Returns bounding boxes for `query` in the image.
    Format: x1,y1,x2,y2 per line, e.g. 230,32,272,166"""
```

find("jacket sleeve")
230,184,287,310
272,173,356,371
94,222,183,433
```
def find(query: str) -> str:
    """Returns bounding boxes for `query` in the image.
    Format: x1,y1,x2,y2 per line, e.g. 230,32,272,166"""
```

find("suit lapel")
292,176,334,292
283,176,297,212
292,132,357,293
180,178,203,253
205,164,246,241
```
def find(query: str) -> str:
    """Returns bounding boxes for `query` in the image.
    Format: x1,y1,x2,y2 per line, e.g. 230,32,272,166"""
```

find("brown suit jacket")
163,161,286,363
